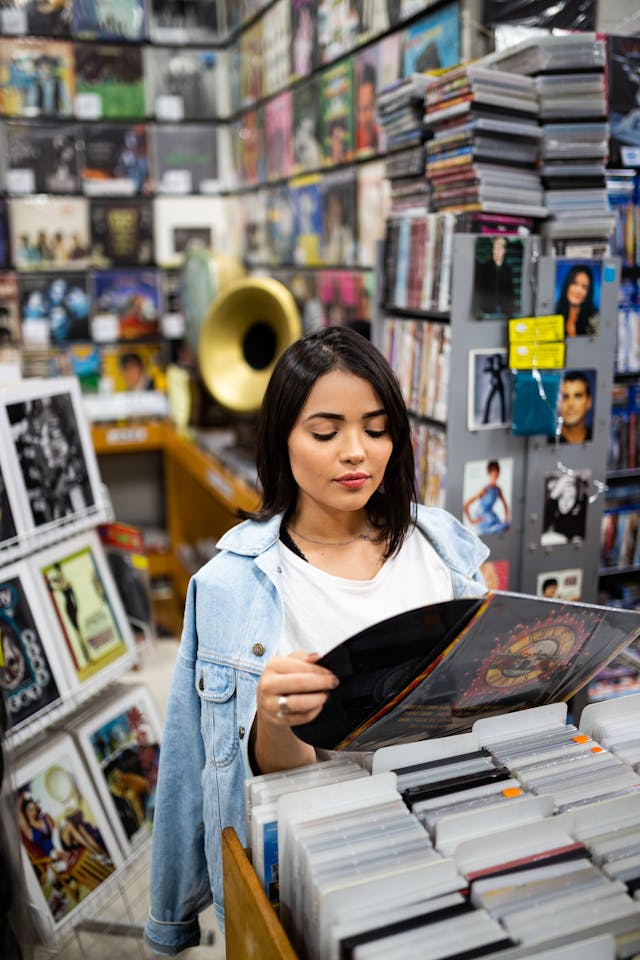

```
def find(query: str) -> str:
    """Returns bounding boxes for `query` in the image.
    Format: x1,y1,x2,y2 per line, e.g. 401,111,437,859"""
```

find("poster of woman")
554,259,602,337
462,457,513,537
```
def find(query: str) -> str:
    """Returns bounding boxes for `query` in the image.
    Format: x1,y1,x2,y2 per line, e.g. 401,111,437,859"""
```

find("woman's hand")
251,651,339,774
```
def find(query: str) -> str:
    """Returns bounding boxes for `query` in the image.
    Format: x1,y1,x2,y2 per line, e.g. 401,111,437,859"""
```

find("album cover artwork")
0,459,21,553
293,590,640,751
152,195,223,267
152,124,218,194
0,0,72,37
291,174,323,266
97,523,155,644
227,37,242,115
357,160,390,268
292,79,323,172
359,0,389,42
72,0,146,41
14,733,122,939
265,186,296,265
320,60,355,166
148,0,222,43
240,19,263,106
480,559,510,592
321,169,356,266
0,38,75,118
541,470,591,547
81,123,151,197
402,2,461,76
10,196,90,271
75,683,161,852
20,272,90,345
536,568,583,602
262,0,290,97
265,91,293,182
474,236,525,320
89,198,154,267
291,0,317,81
316,269,370,328
462,457,513,537
317,0,361,64
48,344,101,394
0,378,101,532
0,201,10,269
91,269,162,340
354,44,382,157
99,341,167,393
74,43,145,120
0,561,66,730
32,530,132,684
468,348,512,431
240,189,270,266
607,35,640,168
239,107,265,186
5,122,82,195
554,258,602,338
0,272,21,346
144,47,219,121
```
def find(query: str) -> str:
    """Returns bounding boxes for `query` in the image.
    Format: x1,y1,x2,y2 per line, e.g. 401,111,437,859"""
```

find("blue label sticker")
604,264,616,284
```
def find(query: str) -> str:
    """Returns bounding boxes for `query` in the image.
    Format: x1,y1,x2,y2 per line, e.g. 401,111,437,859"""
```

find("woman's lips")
335,473,369,489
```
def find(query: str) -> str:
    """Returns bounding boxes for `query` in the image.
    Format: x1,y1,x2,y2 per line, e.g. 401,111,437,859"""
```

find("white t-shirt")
277,524,453,657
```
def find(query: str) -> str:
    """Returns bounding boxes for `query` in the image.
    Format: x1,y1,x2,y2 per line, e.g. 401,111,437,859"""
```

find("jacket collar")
216,514,283,556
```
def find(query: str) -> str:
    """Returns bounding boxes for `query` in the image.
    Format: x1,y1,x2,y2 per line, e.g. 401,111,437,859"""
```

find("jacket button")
198,674,204,691
252,642,265,657
238,726,245,739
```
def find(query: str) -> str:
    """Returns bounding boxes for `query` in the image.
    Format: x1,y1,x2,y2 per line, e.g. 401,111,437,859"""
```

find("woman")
145,327,488,955
555,264,599,337
463,460,510,536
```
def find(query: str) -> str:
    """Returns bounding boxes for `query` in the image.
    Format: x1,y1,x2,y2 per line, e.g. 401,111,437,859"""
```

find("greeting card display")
4,122,83,195
10,196,90,271
0,376,102,535
30,529,134,686
74,684,161,853
0,560,68,731
14,732,122,941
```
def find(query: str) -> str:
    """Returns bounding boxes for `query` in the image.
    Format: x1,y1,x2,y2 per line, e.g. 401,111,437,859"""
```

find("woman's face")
287,369,393,520
566,271,590,308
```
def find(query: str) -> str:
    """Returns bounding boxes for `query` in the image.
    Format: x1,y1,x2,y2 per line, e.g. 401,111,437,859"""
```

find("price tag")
91,313,120,342
1,7,27,32
200,179,221,195
156,95,184,121
106,427,149,446
161,169,192,194
22,319,50,348
7,168,35,195
75,93,103,120
509,315,564,343
508,341,565,370
621,146,640,167
161,312,185,338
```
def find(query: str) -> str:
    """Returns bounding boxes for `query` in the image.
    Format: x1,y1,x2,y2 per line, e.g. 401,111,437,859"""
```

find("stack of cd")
377,73,434,151
488,34,615,244
423,64,545,219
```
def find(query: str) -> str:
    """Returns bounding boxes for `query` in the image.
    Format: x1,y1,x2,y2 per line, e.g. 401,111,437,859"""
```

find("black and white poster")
467,348,512,431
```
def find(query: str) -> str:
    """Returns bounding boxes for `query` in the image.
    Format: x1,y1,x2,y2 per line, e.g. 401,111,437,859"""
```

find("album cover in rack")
293,591,640,751
74,43,145,120
401,2,461,76
30,530,134,686
321,168,357,266
0,560,68,731
4,122,83,195
291,174,322,266
239,107,265,186
152,195,224,267
0,457,21,552
0,0,72,37
354,44,383,157
10,196,90,271
74,683,160,853
81,123,150,197
0,377,102,534
317,0,360,64
292,78,323,173
240,19,263,106
98,523,155,645
99,341,167,393
0,271,21,347
265,186,296,265
262,0,290,97
144,47,219,121
20,272,90,346
265,91,294,182
148,0,222,43
0,38,75,118
320,59,355,166
47,343,102,394
72,0,146,41
152,124,219,194
89,198,153,267
13,732,122,941
291,0,318,80
607,34,640,169
240,189,270,266
357,160,390,268
91,269,162,340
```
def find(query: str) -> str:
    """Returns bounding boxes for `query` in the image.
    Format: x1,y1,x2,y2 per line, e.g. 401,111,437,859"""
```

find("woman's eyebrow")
304,408,385,422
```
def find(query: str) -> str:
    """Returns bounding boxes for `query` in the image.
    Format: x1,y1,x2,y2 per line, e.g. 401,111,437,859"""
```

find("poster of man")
551,369,596,445
541,470,590,546
474,235,524,320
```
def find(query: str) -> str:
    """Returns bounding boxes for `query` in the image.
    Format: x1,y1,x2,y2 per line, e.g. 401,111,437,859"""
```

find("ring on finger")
277,694,289,719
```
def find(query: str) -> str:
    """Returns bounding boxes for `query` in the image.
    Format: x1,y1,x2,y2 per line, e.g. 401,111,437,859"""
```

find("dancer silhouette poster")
468,348,512,431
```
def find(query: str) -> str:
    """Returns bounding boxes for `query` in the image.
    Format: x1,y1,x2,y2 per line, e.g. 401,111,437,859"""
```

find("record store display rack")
0,375,163,949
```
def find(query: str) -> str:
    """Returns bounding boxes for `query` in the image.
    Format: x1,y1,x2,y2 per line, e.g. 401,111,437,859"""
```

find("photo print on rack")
468,347,512,431
474,235,524,320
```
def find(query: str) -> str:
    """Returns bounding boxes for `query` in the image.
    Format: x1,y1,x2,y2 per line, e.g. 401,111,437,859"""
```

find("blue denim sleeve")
145,578,212,956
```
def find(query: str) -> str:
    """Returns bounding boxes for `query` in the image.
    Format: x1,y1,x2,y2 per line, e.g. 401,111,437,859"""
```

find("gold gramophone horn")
198,277,302,414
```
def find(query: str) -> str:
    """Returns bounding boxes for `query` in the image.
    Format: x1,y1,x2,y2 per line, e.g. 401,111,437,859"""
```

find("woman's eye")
366,429,387,438
311,432,336,442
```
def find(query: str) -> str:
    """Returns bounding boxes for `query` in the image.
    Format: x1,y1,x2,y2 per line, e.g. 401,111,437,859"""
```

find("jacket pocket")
195,659,238,767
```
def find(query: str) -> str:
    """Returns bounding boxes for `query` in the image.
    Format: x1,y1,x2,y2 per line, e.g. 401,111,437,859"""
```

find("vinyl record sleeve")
293,591,640,751
72,0,146,41
152,124,219,194
144,47,219,121
28,529,135,687
90,268,162,339
0,559,68,730
89,198,154,267
73,683,161,854
74,43,145,120
148,0,222,44
20,272,90,346
13,731,123,942
0,0,72,37
5,122,83,195
9,195,90,271
0,376,102,536
81,123,151,197
0,38,75,118
152,195,225,267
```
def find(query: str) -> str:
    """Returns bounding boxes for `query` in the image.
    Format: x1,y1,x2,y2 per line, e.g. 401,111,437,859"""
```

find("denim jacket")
144,504,489,955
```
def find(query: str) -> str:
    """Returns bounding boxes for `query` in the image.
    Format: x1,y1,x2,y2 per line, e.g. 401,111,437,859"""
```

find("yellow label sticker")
509,341,566,370
509,315,565,343
132,554,149,570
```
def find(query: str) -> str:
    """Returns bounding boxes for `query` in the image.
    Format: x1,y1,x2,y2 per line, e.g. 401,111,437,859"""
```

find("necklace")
288,525,373,547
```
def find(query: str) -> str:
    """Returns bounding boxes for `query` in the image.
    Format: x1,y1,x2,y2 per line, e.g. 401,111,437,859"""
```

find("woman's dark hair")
555,265,597,336
242,326,416,558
